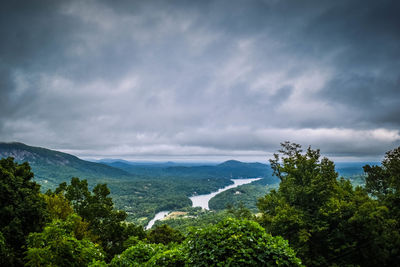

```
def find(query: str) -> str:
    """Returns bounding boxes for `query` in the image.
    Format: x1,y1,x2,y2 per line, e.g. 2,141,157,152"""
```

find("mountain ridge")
0,142,133,190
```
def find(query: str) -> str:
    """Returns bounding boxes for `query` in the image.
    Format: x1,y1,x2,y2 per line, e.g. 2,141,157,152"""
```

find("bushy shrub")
109,241,165,266
147,246,186,267
185,218,302,266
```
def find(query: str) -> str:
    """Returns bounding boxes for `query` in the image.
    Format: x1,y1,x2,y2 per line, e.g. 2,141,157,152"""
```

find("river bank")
145,177,261,229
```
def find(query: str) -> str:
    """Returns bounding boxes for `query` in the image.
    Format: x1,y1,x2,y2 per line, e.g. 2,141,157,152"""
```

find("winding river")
146,211,170,230
146,178,261,229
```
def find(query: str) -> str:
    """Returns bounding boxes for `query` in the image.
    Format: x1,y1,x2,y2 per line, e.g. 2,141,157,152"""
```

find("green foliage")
111,179,193,223
44,193,74,220
25,214,105,267
147,224,185,245
110,242,186,267
0,231,10,266
185,218,302,266
209,183,275,211
122,236,141,250
363,146,400,264
114,218,300,266
109,241,165,266
152,208,231,235
364,146,400,199
345,174,366,187
258,142,400,266
146,246,186,267
0,157,48,266
88,259,108,267
226,202,254,220
54,177,147,260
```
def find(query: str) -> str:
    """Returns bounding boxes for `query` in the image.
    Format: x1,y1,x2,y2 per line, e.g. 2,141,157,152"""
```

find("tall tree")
364,146,400,204
363,146,400,264
258,142,397,266
0,157,48,266
55,177,145,260
25,214,105,267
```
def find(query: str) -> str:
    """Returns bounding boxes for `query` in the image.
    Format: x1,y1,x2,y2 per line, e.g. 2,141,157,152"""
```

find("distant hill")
0,142,132,190
102,158,276,184
215,160,268,176
96,159,217,167
217,160,242,166
335,161,379,177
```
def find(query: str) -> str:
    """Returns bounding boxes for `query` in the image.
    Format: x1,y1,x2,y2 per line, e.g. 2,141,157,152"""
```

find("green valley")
0,142,277,224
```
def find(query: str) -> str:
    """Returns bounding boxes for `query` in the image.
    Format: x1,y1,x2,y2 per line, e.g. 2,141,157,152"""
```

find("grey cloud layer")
1,0,399,160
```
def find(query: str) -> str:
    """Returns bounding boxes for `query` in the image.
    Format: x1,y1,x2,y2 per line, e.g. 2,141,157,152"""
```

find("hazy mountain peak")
218,160,243,166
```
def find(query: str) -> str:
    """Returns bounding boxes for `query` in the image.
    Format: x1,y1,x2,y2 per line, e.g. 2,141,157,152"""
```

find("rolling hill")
101,159,275,182
0,142,132,190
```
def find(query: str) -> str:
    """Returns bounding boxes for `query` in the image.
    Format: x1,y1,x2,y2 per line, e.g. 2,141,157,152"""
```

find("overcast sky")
1,0,399,162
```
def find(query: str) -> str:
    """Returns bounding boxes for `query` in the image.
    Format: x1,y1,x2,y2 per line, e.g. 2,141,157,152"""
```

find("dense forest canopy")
258,142,399,266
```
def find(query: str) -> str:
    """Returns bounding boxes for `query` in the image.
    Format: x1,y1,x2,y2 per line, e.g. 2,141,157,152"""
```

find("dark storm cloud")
305,0,400,128
0,0,399,160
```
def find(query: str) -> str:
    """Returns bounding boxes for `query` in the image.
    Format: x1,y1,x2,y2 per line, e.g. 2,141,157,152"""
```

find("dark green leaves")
0,157,48,266
185,218,302,266
258,143,400,266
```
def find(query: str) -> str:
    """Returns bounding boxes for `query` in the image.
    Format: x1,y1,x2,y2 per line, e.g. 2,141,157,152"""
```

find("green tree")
147,246,186,267
44,193,74,220
0,231,10,266
258,142,398,266
226,201,254,220
364,146,400,205
110,241,186,267
147,224,184,245
109,241,166,267
185,218,302,266
363,146,400,264
0,157,48,266
55,177,145,260
25,214,104,267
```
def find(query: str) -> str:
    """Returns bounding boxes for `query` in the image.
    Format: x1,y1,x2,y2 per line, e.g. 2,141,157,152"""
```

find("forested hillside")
101,159,272,180
0,142,132,189
0,142,278,224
